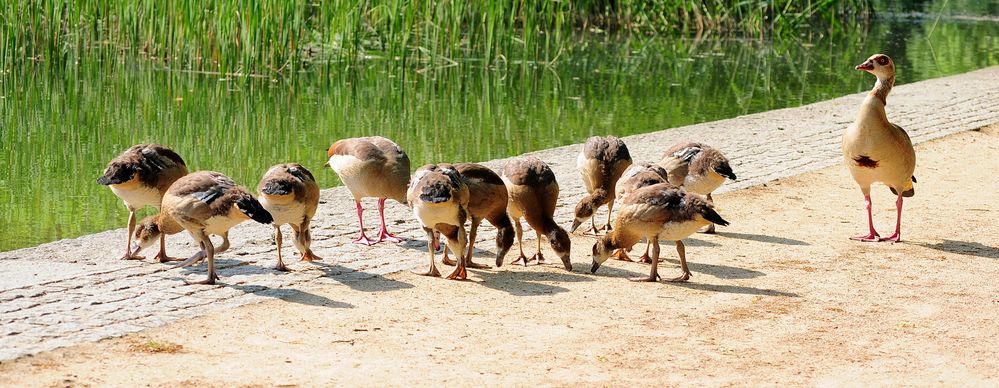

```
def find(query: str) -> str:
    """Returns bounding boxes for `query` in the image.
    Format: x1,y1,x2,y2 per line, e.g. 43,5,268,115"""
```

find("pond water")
2,7,998,251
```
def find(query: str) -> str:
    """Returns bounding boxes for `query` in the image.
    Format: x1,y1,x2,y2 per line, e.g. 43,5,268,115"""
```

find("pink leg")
376,198,402,243
850,195,880,242
352,201,376,246
881,195,903,242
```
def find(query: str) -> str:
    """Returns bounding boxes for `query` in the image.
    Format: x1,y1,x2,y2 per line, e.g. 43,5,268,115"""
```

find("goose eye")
876,56,889,66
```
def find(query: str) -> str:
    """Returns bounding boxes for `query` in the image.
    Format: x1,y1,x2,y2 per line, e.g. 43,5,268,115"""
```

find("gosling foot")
628,274,662,282
638,254,661,264
611,249,633,262
413,267,441,277
184,273,220,285
531,252,547,265
465,261,491,270
667,272,692,283
446,266,468,280
300,251,323,262
156,254,182,263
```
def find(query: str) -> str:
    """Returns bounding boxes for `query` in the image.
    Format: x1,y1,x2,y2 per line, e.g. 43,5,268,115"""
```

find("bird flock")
97,53,916,286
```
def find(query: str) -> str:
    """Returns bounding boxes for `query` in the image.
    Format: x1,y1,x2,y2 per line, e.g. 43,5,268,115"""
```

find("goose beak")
590,259,601,274
495,247,510,268
855,61,874,71
570,219,582,233
560,254,572,272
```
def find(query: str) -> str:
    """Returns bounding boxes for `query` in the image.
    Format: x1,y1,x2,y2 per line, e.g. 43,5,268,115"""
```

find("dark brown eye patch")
875,56,889,66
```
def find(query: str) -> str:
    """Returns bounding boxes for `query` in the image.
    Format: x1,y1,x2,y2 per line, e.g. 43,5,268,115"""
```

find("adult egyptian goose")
408,164,471,280
501,156,572,271
590,183,729,282
326,136,411,245
609,162,671,263
258,163,323,271
166,171,273,285
842,54,916,242
435,163,515,269
658,142,736,233
572,136,633,235
97,144,188,261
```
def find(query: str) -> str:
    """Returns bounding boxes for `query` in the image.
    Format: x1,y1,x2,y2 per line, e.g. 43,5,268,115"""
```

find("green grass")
2,1,873,76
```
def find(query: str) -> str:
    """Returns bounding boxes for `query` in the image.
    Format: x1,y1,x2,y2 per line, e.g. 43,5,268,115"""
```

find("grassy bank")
2,1,873,76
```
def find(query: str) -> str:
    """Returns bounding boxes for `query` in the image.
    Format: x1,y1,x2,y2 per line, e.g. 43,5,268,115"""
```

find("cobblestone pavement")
2,66,998,361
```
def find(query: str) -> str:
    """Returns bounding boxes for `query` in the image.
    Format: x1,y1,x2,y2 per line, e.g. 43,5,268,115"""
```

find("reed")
2,1,873,76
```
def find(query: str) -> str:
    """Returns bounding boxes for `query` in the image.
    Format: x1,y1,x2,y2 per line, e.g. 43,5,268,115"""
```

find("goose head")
855,54,895,80
590,235,616,273
131,216,162,256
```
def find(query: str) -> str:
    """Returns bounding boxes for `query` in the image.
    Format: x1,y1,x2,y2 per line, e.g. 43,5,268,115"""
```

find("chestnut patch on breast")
854,155,879,168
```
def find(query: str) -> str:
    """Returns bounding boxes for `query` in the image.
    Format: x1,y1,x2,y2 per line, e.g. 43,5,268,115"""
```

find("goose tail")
702,206,730,227
237,194,273,224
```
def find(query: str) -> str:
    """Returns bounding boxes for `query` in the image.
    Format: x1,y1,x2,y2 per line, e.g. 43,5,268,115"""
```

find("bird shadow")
660,259,766,280
913,239,999,259
471,266,595,296
226,283,355,308
669,281,799,297
618,237,719,248
587,264,649,278
312,234,431,254
308,261,415,292
171,257,313,280
674,238,719,248
394,237,438,253
169,257,413,293
715,231,809,246
592,258,764,281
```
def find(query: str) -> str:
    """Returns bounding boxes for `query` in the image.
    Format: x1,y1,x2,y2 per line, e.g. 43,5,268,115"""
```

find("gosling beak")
130,243,143,257
560,254,572,272
495,247,510,268
590,259,601,274
855,61,874,71
570,219,582,233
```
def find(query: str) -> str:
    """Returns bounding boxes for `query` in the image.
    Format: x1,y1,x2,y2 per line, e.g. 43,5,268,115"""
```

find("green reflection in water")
1,16,998,252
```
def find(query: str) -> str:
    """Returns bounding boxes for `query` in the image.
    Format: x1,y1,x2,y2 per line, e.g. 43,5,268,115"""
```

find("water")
2,9,999,252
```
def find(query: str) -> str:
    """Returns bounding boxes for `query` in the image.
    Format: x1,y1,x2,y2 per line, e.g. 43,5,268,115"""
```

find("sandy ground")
2,126,998,386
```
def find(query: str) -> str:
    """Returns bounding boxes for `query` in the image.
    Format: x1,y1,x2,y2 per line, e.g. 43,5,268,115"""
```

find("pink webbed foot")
850,232,881,242
880,232,901,243
353,233,377,246
376,228,403,244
